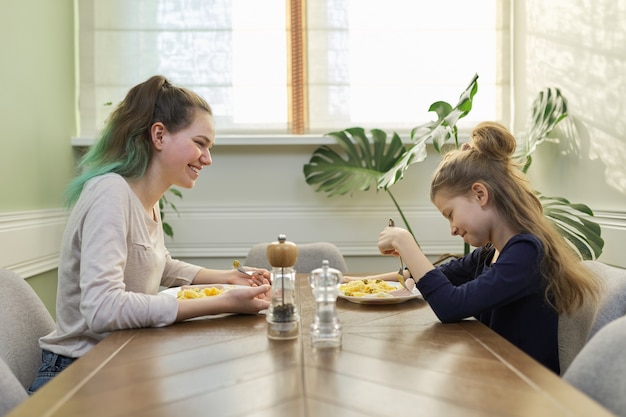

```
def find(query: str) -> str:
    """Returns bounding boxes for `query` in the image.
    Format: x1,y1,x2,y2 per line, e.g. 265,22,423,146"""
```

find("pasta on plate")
339,279,397,298
176,286,225,299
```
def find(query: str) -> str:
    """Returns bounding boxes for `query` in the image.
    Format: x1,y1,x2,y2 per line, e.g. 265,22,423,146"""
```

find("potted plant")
303,75,604,260
160,188,182,239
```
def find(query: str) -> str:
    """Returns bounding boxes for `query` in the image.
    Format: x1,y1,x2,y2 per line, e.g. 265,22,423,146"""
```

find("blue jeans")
28,349,76,394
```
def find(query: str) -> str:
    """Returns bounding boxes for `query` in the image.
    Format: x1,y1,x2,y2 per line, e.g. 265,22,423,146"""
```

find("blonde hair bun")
470,121,516,161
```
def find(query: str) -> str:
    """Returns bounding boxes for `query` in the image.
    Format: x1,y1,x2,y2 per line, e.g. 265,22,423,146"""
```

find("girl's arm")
175,285,271,321
192,267,271,286
378,226,435,281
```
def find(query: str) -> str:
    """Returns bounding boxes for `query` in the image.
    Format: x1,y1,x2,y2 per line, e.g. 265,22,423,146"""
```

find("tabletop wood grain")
9,275,615,417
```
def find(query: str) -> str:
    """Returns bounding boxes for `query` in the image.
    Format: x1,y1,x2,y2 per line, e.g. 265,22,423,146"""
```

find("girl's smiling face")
433,183,493,248
154,111,215,189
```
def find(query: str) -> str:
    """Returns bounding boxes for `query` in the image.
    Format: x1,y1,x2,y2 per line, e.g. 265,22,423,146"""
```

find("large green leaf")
377,139,428,191
539,194,604,260
303,127,410,197
410,73,479,153
517,88,603,260
378,74,480,191
515,87,568,167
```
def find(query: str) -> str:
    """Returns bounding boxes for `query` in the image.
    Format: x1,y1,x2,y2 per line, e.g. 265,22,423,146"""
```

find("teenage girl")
30,75,271,392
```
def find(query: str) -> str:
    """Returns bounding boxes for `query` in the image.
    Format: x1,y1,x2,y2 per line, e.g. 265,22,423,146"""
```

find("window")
78,0,509,138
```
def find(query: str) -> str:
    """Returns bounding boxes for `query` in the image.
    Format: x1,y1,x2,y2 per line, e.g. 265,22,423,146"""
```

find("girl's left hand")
231,267,271,287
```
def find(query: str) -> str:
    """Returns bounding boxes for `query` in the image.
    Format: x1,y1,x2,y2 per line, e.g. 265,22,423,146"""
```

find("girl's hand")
378,226,409,256
176,284,271,321
228,267,271,287
222,285,271,314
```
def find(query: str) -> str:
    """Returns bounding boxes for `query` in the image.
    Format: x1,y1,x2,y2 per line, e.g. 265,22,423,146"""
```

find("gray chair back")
244,241,348,274
0,268,55,389
563,314,626,417
558,261,626,373
0,355,27,417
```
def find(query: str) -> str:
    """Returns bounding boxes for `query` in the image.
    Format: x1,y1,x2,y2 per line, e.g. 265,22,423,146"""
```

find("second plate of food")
338,279,421,305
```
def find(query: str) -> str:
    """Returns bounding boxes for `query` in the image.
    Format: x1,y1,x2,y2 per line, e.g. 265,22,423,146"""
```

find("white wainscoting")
2,207,624,278
0,209,68,278
162,204,459,257
162,203,462,273
591,210,626,268
163,206,626,272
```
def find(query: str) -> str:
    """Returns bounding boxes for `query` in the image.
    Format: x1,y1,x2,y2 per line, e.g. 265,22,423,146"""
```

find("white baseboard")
1,207,624,278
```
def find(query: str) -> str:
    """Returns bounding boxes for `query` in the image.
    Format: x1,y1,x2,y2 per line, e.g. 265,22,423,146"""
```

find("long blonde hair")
430,121,599,314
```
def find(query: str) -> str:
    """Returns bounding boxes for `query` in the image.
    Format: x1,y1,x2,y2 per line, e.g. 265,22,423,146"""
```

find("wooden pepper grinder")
266,234,300,340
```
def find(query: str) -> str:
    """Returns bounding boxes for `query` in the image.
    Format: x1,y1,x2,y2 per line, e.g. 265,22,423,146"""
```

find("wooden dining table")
9,275,614,417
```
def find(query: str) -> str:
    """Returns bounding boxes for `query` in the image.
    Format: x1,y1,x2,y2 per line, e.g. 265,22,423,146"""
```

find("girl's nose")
200,149,212,166
450,225,458,236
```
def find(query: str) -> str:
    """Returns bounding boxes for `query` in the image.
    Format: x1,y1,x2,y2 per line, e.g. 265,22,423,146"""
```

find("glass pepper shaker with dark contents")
266,234,300,340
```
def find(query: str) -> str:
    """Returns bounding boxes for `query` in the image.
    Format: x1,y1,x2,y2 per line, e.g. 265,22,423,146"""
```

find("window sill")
72,134,338,147
71,132,462,148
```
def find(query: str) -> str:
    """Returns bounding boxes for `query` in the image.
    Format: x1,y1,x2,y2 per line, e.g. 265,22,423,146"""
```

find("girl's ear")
150,122,166,150
471,182,489,207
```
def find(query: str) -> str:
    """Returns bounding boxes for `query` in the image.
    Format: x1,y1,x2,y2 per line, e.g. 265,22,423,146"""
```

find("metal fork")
388,219,410,292
233,259,257,276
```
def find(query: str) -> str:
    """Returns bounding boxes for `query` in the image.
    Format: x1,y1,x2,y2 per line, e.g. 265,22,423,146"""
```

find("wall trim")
162,204,462,258
1,207,624,278
0,209,68,278
592,210,626,228
591,210,626,267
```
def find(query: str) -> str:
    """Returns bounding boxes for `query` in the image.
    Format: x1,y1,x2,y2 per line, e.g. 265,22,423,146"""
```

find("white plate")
338,281,421,305
159,284,259,320
159,284,238,298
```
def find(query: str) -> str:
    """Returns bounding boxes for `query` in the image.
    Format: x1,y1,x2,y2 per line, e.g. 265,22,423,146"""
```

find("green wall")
0,0,76,314
25,270,58,320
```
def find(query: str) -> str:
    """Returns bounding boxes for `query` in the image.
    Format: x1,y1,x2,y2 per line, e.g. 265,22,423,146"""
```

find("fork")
388,219,411,292
233,259,257,276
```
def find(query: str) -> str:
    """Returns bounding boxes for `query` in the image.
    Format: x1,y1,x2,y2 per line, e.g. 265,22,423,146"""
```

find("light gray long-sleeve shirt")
40,173,201,357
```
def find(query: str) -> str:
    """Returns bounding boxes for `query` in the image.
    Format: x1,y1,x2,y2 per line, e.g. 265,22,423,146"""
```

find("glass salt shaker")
309,260,342,348
266,234,300,340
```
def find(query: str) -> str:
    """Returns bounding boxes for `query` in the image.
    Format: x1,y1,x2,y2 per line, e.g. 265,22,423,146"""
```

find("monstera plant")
303,75,604,260
304,75,478,240
514,88,604,260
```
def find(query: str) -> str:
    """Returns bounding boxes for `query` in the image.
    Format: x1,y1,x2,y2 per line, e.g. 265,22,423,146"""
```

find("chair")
244,241,348,274
558,261,626,373
0,355,27,417
563,314,626,417
0,268,55,391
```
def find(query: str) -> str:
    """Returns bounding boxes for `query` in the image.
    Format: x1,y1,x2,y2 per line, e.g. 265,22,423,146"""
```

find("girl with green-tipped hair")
29,75,271,393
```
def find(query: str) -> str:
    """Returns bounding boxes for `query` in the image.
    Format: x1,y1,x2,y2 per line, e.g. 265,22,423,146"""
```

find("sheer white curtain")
78,0,509,138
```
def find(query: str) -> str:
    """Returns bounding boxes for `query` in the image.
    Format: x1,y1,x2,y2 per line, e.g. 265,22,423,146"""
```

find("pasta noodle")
176,287,224,299
339,279,396,297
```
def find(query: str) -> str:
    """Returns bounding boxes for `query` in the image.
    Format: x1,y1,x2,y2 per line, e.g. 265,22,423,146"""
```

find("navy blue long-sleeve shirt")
416,233,560,374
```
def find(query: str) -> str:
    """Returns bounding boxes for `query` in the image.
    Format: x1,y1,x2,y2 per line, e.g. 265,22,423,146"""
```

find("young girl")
362,121,599,374
29,75,271,392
